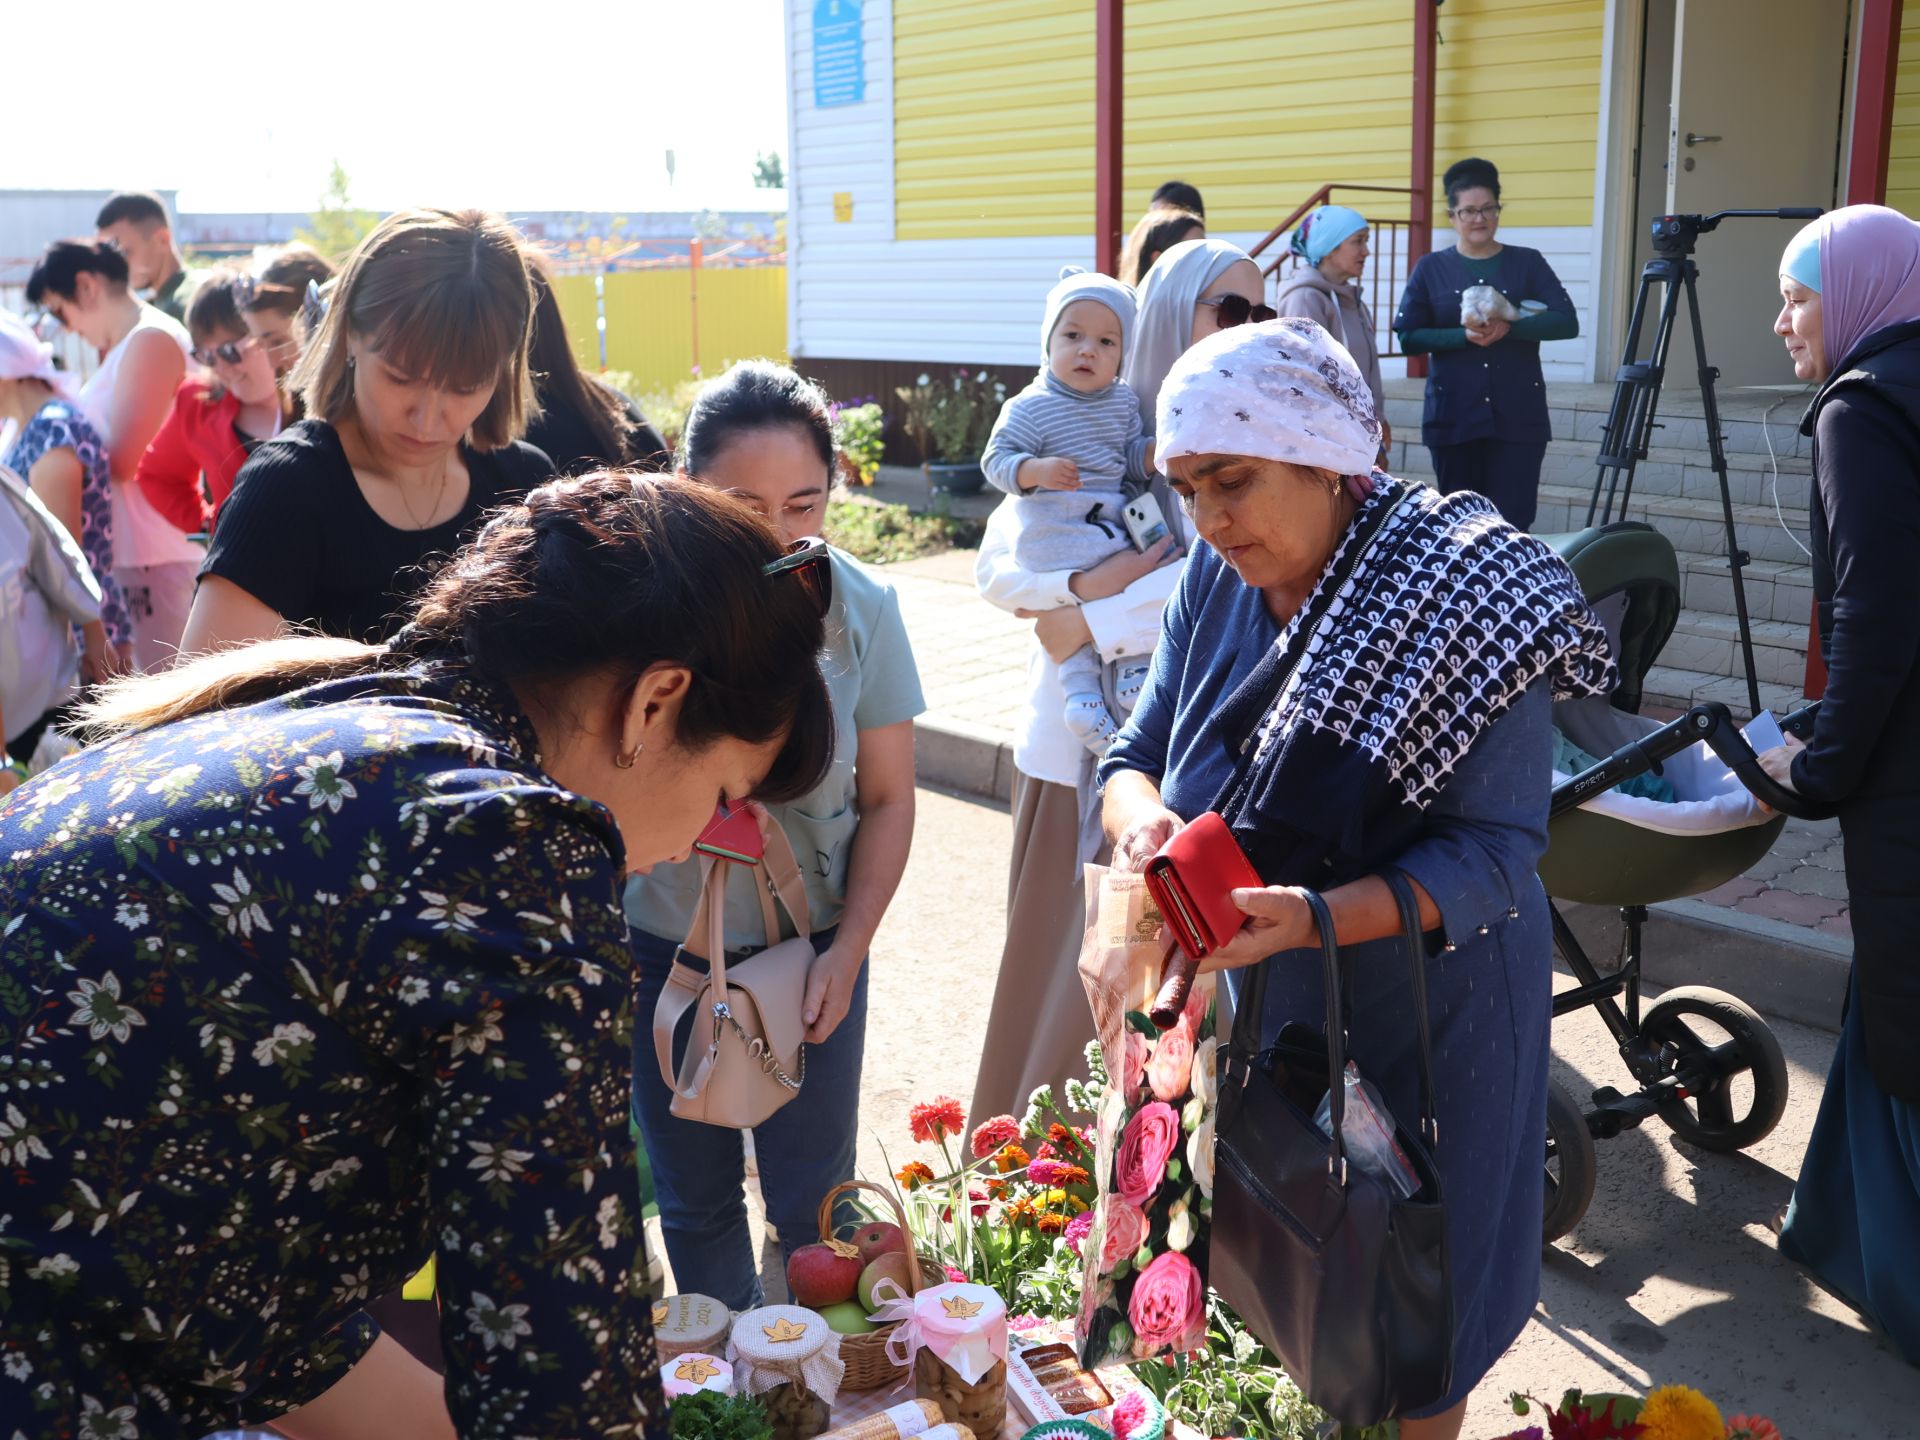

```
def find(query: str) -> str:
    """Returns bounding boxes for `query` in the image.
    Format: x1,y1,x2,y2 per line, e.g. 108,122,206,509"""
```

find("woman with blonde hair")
181,208,553,652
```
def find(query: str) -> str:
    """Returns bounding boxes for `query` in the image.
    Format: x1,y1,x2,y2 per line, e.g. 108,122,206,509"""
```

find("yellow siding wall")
1888,14,1920,216
549,269,789,395
892,0,1603,240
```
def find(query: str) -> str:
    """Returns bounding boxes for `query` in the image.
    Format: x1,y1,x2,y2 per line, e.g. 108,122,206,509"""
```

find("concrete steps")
1384,382,1817,711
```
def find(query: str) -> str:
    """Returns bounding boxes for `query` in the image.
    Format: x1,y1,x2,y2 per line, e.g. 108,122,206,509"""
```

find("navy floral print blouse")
0,659,665,1440
4,401,131,650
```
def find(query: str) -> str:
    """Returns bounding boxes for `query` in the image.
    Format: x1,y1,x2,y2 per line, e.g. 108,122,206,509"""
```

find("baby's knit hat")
1041,266,1136,364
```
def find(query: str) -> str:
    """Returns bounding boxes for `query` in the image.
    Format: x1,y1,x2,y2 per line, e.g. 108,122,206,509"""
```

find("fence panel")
551,268,788,397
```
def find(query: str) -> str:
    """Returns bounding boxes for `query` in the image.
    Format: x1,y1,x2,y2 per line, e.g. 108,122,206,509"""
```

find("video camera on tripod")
1588,206,1823,714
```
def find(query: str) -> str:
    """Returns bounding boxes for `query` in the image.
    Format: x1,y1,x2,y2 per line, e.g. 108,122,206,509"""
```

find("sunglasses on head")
1199,294,1278,329
192,338,254,368
761,534,832,617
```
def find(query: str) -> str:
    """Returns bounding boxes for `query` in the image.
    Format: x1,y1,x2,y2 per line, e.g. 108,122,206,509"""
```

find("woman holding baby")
965,239,1269,1134
1394,156,1578,530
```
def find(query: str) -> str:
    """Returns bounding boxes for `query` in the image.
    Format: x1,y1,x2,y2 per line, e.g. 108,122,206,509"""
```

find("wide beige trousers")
966,771,1100,1136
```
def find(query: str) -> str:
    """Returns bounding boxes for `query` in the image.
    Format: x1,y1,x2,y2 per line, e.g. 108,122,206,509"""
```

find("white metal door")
1666,0,1847,387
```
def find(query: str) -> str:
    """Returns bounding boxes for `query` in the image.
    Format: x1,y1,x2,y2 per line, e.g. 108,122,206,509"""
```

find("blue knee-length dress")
1103,544,1553,1415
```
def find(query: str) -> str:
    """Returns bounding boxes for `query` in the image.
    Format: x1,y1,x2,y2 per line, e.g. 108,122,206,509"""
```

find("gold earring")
614,741,643,769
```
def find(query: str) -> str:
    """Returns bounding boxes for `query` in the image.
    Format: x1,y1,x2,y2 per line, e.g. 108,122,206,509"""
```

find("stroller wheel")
1543,1075,1597,1242
1640,985,1790,1152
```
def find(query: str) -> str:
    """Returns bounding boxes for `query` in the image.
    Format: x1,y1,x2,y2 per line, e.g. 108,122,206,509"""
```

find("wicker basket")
816,1179,942,1392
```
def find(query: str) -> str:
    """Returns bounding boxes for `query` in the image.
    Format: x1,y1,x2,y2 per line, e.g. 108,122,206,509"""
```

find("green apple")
819,1300,878,1335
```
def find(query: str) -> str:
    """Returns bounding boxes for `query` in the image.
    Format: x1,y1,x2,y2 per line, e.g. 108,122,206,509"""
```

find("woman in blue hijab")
1276,205,1386,448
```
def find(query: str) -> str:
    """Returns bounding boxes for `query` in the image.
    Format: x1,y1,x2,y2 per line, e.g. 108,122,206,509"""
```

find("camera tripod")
1586,207,1821,716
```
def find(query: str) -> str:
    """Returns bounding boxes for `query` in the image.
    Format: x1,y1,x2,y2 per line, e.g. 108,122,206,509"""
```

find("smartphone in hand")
694,802,765,865
1743,709,1787,755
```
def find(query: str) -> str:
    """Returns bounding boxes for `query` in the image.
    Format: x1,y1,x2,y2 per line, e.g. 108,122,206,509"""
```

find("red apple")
786,1242,862,1308
850,1221,907,1266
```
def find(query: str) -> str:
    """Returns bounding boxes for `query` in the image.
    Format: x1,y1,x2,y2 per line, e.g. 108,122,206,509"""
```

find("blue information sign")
813,0,865,108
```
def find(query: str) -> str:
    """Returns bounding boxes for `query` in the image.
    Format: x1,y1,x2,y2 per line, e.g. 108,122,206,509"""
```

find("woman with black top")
182,208,554,650
523,252,669,474
1394,157,1578,530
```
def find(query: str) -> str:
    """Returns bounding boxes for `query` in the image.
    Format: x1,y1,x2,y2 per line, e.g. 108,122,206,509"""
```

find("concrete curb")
915,715,1850,1033
914,715,1015,805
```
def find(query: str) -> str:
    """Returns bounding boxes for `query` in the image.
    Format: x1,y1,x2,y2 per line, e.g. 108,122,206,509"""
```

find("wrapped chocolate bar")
654,1293,731,1361
663,1353,734,1400
731,1306,846,1440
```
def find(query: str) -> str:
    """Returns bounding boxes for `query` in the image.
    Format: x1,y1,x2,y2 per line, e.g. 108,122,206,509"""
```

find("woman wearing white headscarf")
1101,319,1613,1435
964,239,1270,1134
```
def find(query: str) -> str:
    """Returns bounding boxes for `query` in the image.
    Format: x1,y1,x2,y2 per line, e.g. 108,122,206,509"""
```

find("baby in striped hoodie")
982,267,1172,755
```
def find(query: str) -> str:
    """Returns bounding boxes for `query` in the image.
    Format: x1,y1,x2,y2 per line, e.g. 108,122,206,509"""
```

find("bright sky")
2,0,791,215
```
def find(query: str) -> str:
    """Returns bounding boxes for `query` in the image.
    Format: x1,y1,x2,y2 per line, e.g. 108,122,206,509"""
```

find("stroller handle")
1712,702,1843,821
1695,700,1837,822
1547,699,1837,823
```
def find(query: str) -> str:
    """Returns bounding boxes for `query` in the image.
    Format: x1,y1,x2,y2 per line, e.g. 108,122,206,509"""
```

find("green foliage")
752,150,786,189
894,369,1007,463
295,161,379,264
824,499,982,565
834,402,887,485
668,1389,773,1440
1132,1298,1333,1440
627,376,707,456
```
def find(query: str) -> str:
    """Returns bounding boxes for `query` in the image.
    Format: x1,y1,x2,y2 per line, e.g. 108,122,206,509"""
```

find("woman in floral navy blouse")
0,473,833,1439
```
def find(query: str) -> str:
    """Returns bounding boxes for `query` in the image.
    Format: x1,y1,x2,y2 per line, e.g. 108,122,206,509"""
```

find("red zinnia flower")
970,1114,1022,1159
910,1096,967,1145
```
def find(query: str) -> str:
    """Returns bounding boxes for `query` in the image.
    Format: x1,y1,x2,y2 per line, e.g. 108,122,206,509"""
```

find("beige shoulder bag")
653,814,814,1129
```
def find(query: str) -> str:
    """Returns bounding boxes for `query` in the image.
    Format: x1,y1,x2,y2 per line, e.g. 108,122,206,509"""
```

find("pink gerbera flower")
970,1114,1022,1159
1064,1209,1095,1255
1027,1157,1070,1185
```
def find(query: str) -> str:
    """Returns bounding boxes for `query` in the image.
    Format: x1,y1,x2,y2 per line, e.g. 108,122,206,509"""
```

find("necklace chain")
397,465,450,530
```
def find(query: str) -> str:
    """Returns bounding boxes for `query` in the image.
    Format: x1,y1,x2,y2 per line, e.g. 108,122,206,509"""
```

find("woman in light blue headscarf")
1275,206,1387,443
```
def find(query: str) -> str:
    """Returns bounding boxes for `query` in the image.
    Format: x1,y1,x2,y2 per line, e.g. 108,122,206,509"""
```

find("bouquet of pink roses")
1073,866,1217,1367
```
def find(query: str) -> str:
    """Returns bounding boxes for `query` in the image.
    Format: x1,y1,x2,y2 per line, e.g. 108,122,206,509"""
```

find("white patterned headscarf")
1155,317,1380,481
0,311,76,400
1124,238,1253,426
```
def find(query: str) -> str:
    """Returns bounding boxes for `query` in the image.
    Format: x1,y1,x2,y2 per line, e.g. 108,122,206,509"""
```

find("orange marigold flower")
1036,1213,1066,1235
1061,1165,1091,1187
986,1178,1008,1198
910,1096,967,1145
1049,1123,1083,1154
995,1144,1031,1174
896,1160,936,1188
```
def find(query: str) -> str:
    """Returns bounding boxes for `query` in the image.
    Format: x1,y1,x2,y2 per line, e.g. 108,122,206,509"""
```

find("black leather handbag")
1208,873,1454,1428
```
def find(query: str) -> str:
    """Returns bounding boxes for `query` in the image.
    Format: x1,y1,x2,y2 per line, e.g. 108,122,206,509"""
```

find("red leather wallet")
1144,811,1263,963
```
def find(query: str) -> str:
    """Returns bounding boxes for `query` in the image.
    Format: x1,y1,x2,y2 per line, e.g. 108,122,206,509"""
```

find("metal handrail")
1249,185,1419,360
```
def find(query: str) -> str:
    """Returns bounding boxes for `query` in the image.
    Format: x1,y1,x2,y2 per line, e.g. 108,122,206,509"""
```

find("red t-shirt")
134,379,265,536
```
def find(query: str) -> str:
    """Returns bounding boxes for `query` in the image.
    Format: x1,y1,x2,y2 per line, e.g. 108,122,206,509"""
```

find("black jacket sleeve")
1791,387,1920,804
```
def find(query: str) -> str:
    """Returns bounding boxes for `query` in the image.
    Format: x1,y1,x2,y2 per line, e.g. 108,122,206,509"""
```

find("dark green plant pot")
925,461,986,495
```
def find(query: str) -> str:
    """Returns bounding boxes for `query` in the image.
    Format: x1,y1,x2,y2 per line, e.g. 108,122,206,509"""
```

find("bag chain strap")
711,1000,806,1091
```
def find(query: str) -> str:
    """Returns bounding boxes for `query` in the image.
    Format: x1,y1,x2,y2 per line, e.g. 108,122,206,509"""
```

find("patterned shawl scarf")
1210,473,1617,883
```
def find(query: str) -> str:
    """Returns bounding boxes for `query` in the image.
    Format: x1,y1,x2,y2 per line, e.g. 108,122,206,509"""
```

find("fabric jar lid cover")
912,1282,1008,1385
654,1293,733,1357
663,1352,735,1398
730,1304,846,1402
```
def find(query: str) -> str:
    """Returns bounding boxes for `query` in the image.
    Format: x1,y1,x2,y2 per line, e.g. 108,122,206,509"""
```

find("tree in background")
297,161,379,261
752,150,785,189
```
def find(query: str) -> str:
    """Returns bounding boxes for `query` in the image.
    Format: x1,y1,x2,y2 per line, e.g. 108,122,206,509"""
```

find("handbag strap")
654,855,731,1098
1297,888,1352,1179
1232,890,1352,1177
1383,869,1440,1150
